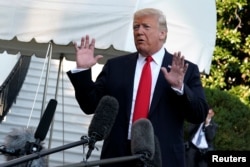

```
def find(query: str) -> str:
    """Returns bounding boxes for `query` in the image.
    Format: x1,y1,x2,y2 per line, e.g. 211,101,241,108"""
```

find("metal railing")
0,55,31,122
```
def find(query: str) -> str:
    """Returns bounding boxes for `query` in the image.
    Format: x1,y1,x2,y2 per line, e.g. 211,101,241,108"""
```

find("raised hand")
161,51,189,90
74,35,103,69
205,108,214,125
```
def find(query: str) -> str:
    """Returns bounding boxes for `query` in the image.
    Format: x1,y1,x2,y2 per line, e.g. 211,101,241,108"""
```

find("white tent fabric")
0,0,216,73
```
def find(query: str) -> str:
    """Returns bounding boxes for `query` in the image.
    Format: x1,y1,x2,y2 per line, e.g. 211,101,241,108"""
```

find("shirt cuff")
171,84,184,95
71,67,89,73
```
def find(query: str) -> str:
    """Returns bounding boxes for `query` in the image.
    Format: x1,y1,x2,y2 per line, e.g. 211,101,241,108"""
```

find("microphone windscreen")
3,127,46,166
88,95,119,141
131,118,155,161
34,99,57,141
148,135,162,167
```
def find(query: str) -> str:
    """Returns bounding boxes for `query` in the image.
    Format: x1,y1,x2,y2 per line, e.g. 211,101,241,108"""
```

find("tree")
199,0,250,150
201,0,250,107
204,88,250,150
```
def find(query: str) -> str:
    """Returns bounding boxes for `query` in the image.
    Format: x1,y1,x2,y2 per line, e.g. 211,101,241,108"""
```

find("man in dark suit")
67,8,208,167
185,108,218,167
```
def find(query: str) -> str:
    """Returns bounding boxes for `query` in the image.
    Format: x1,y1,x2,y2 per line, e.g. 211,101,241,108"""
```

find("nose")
134,26,144,35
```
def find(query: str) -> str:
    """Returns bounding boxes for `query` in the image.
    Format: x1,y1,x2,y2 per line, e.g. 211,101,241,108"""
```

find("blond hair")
134,8,168,41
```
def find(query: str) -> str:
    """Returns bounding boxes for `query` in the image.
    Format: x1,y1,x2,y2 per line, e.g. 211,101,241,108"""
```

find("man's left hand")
161,51,188,90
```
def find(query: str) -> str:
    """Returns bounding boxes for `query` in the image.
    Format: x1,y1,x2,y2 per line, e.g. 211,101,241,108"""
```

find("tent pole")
40,42,53,118
47,53,64,162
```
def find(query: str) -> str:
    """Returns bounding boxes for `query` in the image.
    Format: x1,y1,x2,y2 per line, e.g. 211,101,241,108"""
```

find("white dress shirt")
192,123,209,149
127,47,165,139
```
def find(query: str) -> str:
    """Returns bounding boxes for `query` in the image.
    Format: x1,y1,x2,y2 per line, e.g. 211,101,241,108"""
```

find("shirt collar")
138,46,165,65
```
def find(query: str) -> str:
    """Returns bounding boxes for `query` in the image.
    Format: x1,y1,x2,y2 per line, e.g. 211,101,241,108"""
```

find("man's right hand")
205,108,214,126
74,35,103,69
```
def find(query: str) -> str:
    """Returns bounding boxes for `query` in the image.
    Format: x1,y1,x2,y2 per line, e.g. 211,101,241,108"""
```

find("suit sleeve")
181,63,209,123
204,119,218,142
67,68,106,114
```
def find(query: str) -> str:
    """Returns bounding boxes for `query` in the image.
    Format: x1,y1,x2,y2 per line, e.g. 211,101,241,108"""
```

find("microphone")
131,118,155,166
0,99,57,166
147,135,162,167
35,99,57,141
86,95,119,160
24,99,57,156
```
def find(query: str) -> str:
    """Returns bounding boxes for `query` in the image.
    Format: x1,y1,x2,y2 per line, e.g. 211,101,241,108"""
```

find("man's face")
207,109,215,119
133,15,166,56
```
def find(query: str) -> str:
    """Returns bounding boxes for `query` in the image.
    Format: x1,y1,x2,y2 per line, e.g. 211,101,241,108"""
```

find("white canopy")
0,0,216,74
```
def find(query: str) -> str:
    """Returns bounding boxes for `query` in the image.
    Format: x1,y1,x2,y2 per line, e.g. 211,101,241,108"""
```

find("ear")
159,30,167,40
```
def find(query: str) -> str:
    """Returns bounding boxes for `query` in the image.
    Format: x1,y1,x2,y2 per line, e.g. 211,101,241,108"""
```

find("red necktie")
133,56,153,122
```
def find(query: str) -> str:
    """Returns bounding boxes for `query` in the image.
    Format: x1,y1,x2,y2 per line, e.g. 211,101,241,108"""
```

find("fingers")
73,37,85,52
161,67,168,76
84,35,89,48
95,55,104,62
173,51,184,67
74,35,95,51
173,51,188,73
83,35,95,50
89,38,95,50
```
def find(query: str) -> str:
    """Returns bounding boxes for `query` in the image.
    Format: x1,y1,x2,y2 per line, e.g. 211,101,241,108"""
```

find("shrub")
204,88,250,150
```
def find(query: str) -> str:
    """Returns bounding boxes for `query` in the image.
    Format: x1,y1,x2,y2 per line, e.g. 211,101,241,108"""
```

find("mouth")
136,39,145,44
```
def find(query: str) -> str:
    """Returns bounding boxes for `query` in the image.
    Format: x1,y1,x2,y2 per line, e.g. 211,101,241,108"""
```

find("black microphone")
25,99,57,154
86,95,119,160
131,118,155,166
24,99,57,156
35,99,57,141
147,135,162,167
0,99,57,166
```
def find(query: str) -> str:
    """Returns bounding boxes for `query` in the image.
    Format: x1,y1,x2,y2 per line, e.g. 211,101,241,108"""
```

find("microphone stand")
25,138,44,167
58,154,144,167
0,136,90,167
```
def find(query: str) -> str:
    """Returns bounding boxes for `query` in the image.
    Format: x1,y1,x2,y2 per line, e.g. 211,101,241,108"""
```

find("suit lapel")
123,53,138,119
149,50,173,115
124,50,173,118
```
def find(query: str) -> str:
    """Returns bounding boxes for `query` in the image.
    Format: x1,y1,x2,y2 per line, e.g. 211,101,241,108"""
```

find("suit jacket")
185,120,218,167
67,49,208,167
188,119,218,150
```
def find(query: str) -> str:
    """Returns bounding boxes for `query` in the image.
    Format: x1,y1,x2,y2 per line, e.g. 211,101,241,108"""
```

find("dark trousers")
185,142,208,167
